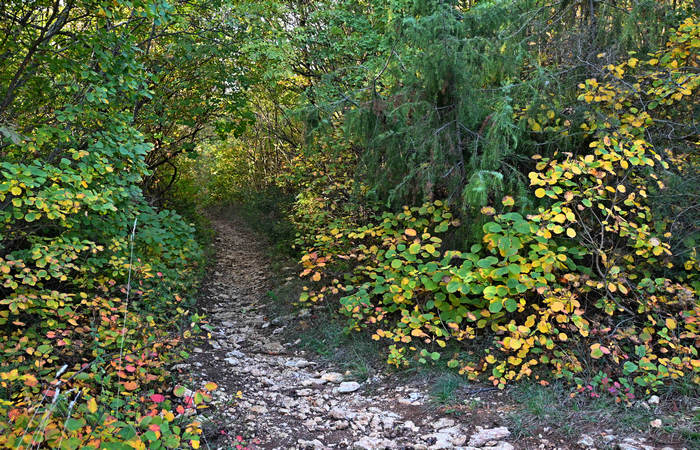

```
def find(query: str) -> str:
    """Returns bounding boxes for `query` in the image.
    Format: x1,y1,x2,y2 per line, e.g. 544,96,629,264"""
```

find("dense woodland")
0,0,698,448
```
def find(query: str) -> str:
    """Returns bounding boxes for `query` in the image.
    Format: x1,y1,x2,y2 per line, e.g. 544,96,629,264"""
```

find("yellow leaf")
566,228,576,238
411,328,426,337
535,188,546,198
666,318,676,330
550,301,564,312
311,272,321,282
10,186,21,196
553,213,566,223
87,397,98,413
404,228,417,237
127,439,146,450
205,382,218,391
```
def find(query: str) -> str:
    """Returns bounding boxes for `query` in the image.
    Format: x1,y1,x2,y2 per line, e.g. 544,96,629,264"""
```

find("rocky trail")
175,217,686,450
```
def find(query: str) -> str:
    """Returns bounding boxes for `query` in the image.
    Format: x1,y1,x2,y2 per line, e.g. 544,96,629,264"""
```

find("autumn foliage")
294,17,699,397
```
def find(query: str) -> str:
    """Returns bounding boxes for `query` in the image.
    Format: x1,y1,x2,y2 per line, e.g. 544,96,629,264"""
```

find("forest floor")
174,214,697,450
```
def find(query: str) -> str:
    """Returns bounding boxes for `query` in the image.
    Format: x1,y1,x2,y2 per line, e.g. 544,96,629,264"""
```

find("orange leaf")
24,374,38,387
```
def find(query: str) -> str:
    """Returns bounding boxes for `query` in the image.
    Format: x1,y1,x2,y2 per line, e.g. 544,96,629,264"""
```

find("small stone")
650,418,662,428
264,341,285,354
426,432,453,449
353,436,393,449
382,416,396,430
297,438,324,449
617,445,641,450
285,359,313,368
602,434,618,443
432,418,455,429
483,443,514,450
577,434,595,447
296,389,314,396
336,420,350,430
250,405,267,414
648,395,660,405
329,407,348,420
337,381,361,393
468,427,511,447
403,420,419,432
301,378,327,387
452,435,467,446
226,349,245,358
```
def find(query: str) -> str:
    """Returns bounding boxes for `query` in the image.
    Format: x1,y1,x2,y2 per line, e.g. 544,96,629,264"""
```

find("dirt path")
175,217,519,450
178,217,676,450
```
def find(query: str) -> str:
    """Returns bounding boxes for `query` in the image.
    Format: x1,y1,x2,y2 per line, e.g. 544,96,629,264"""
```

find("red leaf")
150,394,165,403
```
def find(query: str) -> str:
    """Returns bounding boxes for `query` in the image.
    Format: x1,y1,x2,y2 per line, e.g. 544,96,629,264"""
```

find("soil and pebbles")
172,217,687,450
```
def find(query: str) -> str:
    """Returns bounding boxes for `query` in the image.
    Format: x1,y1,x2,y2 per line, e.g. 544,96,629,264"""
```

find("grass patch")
430,373,466,405
505,379,699,448
294,309,383,382
263,264,384,383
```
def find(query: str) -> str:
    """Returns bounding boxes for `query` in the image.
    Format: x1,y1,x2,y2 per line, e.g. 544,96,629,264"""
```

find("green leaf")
446,281,460,293
504,298,518,313
65,418,86,432
623,361,638,375
36,344,51,355
489,300,503,313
